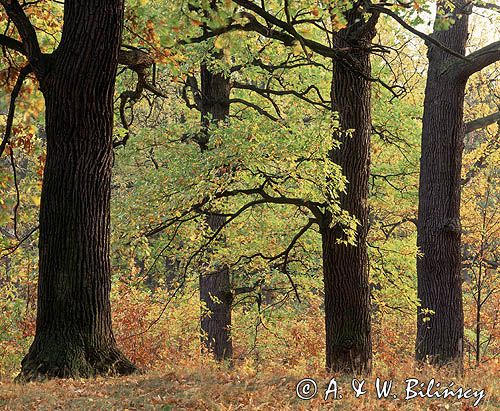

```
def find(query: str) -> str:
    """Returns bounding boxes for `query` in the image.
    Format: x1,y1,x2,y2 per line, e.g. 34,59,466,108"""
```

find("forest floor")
0,360,498,410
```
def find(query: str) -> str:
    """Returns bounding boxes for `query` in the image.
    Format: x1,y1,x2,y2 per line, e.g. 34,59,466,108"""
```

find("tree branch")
0,65,33,158
0,34,25,54
474,1,500,12
461,136,499,185
369,4,470,62
456,41,500,79
0,0,44,73
114,48,167,148
0,225,39,260
231,1,348,58
229,97,280,122
232,81,331,109
144,179,326,239
465,111,500,134
9,146,20,240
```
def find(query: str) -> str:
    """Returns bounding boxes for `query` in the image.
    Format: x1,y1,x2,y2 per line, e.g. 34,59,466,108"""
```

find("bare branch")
9,146,20,240
0,65,33,158
369,4,470,62
465,111,500,134
229,97,280,122
231,1,348,58
0,225,39,260
457,41,500,79
474,1,500,12
0,34,25,54
114,48,168,148
461,136,499,185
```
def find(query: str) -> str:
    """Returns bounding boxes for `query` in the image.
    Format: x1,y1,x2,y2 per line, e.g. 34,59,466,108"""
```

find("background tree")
198,58,233,360
147,0,391,373
461,65,499,366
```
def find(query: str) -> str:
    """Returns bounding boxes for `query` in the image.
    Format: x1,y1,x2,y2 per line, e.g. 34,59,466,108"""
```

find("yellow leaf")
214,35,226,49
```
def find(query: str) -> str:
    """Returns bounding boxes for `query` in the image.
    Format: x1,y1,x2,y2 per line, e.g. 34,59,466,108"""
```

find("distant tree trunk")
475,260,482,367
415,2,471,367
18,1,136,381
322,13,377,374
200,214,233,361
199,62,233,360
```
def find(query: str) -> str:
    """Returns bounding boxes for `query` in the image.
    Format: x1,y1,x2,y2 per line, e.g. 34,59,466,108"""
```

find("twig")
0,65,32,158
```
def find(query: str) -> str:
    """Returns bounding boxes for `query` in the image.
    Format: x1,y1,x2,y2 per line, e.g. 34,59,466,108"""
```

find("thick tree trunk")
322,14,377,374
18,1,135,381
416,2,470,367
199,63,233,360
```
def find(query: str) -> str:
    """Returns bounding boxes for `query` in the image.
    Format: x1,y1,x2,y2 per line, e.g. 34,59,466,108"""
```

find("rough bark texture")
322,13,377,374
416,1,471,367
18,1,136,381
199,63,233,360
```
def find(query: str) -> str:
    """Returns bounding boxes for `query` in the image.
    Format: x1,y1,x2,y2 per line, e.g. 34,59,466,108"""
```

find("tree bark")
322,13,377,374
18,0,136,381
199,63,233,360
415,1,472,368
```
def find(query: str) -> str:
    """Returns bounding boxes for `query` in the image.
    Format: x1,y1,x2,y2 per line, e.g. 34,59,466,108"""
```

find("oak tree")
0,0,137,380
416,0,500,367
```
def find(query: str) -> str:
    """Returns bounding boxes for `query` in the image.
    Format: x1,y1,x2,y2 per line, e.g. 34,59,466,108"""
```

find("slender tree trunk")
199,63,233,360
18,1,136,381
322,13,377,374
416,1,471,367
475,262,482,366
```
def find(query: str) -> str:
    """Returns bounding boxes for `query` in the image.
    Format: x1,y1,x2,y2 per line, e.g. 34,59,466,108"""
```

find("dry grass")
1,290,498,410
0,358,498,410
